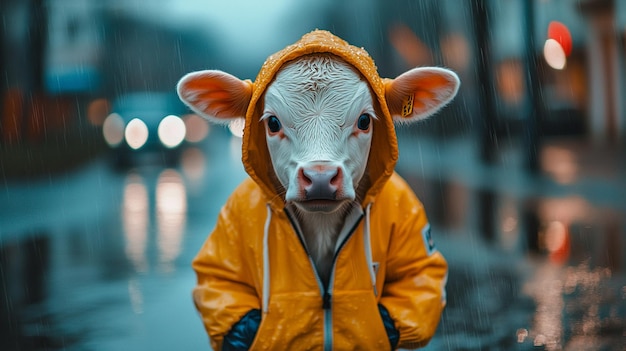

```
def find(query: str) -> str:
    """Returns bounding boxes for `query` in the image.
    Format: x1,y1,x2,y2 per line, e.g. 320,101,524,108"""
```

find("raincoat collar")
284,202,364,255
241,30,399,210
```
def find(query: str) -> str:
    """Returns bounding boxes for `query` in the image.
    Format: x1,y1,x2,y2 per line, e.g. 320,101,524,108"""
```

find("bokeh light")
183,114,210,143
87,98,110,126
102,113,125,147
544,38,567,70
158,115,186,148
125,118,149,150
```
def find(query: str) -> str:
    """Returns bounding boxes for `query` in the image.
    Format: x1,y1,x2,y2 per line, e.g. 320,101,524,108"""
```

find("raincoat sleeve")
192,198,261,351
379,196,448,349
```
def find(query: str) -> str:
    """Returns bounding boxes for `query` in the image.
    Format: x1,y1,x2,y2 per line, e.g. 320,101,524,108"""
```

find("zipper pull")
322,291,332,310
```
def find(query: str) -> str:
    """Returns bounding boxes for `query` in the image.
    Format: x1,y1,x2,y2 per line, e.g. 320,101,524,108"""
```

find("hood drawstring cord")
363,203,377,297
262,204,272,314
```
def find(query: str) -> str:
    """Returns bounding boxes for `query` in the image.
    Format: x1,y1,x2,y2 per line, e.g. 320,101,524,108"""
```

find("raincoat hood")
242,30,398,209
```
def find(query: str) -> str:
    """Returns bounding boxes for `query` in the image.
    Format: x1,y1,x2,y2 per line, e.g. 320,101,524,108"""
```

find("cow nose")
298,165,342,200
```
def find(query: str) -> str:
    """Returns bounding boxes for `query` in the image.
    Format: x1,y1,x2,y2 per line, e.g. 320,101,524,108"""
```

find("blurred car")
102,91,203,167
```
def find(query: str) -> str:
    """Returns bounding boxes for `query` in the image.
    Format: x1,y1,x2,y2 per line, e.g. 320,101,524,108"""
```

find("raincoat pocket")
222,309,262,351
248,293,324,350
246,311,267,351
332,291,390,350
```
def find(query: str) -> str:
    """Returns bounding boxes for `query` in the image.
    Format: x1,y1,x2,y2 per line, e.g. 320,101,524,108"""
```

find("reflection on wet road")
396,134,625,351
0,129,246,350
1,131,625,350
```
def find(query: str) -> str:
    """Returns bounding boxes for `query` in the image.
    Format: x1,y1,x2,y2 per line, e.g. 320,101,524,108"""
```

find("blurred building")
45,0,102,94
331,0,625,143
488,0,625,143
2,0,626,146
484,0,624,143
579,0,625,143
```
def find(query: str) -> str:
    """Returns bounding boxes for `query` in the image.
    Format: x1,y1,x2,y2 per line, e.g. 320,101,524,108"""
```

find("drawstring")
363,203,377,297
262,204,272,314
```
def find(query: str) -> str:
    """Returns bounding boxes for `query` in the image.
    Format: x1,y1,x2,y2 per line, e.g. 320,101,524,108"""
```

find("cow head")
177,55,459,214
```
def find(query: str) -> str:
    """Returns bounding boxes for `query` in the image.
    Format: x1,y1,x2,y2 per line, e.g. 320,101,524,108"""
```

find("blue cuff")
222,309,262,351
378,304,399,350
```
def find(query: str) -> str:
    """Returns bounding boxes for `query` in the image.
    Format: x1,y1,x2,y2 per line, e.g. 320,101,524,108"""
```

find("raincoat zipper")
285,209,363,351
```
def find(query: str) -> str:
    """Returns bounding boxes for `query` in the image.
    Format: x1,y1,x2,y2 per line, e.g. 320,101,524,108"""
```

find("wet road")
1,130,625,350
1,130,247,350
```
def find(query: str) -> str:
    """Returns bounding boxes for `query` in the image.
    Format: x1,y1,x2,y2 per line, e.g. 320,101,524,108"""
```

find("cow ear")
385,67,459,124
177,70,253,124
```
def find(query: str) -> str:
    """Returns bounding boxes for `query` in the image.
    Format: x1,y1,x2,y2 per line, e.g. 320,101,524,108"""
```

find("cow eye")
267,116,282,133
357,114,371,131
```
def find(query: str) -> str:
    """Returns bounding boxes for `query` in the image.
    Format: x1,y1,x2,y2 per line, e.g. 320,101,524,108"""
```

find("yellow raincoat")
192,30,448,350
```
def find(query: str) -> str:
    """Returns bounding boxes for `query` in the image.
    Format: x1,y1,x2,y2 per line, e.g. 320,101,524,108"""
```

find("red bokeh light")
548,21,572,57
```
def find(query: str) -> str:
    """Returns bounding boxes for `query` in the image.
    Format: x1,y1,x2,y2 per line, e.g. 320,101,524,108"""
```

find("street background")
1,0,625,350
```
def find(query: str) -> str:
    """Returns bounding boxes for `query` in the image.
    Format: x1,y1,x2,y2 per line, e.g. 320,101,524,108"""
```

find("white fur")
264,55,374,202
293,211,343,285
263,55,375,281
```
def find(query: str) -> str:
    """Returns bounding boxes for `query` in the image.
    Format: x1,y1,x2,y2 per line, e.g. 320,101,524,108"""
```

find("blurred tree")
522,0,544,173
27,0,46,94
23,0,48,143
0,0,7,146
470,0,497,165
470,0,497,243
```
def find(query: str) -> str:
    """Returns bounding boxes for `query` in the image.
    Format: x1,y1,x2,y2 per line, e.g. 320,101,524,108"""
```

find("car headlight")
125,118,149,150
158,115,186,148
103,113,125,147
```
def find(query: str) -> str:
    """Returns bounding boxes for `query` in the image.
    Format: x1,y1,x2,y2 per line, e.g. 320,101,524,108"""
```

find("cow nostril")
330,167,342,187
298,168,313,187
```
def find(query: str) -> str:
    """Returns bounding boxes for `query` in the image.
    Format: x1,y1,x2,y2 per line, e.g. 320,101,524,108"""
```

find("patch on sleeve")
422,223,436,256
